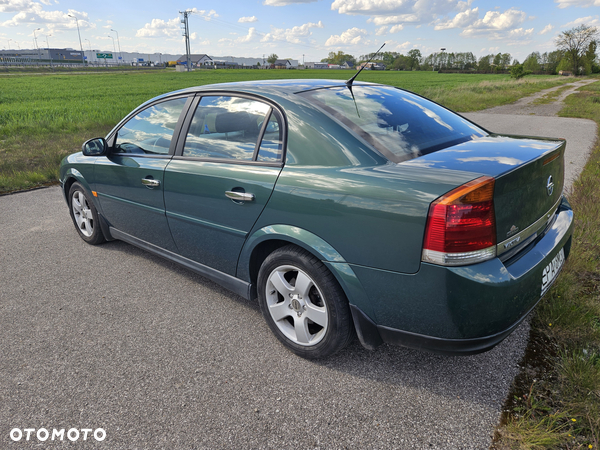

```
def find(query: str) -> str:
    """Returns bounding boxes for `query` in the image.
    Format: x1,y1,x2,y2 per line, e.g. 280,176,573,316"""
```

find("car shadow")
97,238,527,410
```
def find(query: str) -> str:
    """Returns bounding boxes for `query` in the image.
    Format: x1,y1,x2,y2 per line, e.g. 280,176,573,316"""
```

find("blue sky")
1,0,599,62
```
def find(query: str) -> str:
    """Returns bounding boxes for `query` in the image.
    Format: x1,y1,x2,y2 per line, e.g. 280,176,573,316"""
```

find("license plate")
541,247,565,296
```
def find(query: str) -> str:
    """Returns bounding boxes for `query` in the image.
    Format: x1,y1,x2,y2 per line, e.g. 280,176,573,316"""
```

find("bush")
510,64,531,79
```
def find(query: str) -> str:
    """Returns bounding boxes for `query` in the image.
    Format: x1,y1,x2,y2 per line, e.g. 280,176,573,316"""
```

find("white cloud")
0,0,36,13
368,15,419,26
434,7,479,30
539,24,554,34
389,24,404,33
1,4,93,32
263,0,318,5
189,9,219,21
563,15,600,26
376,26,388,35
450,8,533,41
136,17,180,38
325,27,368,46
555,0,600,8
332,0,467,27
238,16,258,23
219,27,261,45
136,10,218,39
261,21,323,44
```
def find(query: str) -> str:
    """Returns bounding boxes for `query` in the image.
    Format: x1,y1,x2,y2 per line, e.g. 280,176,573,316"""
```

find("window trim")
106,94,195,158
173,91,287,167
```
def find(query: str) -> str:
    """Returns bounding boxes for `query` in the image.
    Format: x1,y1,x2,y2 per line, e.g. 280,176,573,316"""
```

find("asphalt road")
1,109,597,449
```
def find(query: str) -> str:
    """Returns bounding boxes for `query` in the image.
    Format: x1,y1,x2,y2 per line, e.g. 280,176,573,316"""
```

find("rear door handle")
142,178,161,188
225,191,255,202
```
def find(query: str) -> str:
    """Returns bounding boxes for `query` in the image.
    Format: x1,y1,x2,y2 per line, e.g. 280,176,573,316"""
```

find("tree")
555,24,599,75
407,49,422,70
545,50,565,74
585,40,599,73
523,52,541,73
322,51,355,66
478,55,492,73
267,53,278,64
500,53,512,70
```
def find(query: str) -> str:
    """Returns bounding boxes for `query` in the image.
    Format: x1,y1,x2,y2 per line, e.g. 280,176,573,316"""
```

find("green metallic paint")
237,223,346,282
163,159,282,275
352,200,573,340
254,164,481,274
93,155,177,252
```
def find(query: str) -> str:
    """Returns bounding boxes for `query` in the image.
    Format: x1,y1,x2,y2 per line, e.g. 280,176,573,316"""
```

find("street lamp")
33,28,42,62
110,29,122,64
108,35,116,65
68,14,86,66
46,34,52,67
7,39,12,50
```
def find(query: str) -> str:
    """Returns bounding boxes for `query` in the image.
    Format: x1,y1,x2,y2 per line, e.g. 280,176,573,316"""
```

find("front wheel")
257,245,354,359
68,182,106,245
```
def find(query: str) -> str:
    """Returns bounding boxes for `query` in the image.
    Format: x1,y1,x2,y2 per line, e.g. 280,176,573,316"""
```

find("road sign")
96,53,113,59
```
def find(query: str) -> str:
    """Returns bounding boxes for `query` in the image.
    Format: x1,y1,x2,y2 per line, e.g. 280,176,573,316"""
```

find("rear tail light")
422,176,496,266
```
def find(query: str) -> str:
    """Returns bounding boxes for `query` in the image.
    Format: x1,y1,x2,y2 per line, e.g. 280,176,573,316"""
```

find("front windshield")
298,85,487,163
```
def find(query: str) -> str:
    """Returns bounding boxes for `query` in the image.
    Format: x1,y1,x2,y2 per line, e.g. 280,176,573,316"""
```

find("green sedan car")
60,79,573,359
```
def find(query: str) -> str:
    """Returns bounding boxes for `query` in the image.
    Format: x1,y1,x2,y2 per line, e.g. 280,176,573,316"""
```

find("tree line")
320,24,599,76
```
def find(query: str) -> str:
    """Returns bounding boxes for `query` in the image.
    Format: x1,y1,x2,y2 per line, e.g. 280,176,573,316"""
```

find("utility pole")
111,29,122,64
179,10,192,72
46,34,52,67
68,14,85,66
33,28,42,63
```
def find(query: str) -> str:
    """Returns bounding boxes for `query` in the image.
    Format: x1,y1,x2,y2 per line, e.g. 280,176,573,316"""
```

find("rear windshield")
298,85,487,163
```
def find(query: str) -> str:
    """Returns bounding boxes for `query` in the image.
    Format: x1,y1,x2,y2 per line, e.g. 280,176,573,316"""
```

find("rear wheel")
258,245,353,359
68,182,106,245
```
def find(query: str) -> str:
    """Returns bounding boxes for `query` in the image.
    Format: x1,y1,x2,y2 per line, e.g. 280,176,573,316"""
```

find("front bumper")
349,197,573,355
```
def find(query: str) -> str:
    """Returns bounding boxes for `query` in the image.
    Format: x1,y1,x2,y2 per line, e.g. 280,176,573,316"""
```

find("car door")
94,95,192,252
163,94,285,275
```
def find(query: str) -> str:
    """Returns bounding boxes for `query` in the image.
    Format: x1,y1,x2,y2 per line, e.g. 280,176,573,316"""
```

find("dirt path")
477,78,597,116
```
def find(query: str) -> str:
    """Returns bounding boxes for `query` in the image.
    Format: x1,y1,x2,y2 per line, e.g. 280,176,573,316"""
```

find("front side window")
115,97,187,155
298,86,487,163
183,96,280,161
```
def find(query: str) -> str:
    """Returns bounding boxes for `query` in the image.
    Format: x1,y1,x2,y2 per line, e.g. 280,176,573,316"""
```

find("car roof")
158,79,379,100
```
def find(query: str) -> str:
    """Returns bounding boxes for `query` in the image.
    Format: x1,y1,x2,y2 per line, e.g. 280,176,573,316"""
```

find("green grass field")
0,69,573,193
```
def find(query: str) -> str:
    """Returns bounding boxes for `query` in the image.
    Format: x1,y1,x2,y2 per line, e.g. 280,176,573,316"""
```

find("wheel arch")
238,225,371,312
239,225,382,350
63,172,113,241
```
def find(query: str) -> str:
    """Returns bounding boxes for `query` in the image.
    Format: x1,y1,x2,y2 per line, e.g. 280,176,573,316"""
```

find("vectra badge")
546,175,554,196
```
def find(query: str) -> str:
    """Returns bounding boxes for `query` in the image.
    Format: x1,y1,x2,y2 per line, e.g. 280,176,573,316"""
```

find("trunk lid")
402,133,565,251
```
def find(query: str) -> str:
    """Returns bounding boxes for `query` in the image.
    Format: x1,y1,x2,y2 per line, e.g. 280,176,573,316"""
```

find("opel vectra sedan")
60,79,573,359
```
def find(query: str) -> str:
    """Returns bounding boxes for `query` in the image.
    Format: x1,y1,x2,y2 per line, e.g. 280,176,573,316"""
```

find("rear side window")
115,97,187,155
183,96,281,162
298,86,487,163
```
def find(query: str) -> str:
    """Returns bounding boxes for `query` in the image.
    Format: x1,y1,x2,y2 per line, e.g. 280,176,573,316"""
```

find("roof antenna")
346,42,385,87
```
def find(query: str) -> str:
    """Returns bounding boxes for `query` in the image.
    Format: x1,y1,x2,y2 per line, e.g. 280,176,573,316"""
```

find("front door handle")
142,178,161,188
225,191,255,202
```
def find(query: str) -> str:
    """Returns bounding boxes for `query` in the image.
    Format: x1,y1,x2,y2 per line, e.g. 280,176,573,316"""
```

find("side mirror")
82,137,108,156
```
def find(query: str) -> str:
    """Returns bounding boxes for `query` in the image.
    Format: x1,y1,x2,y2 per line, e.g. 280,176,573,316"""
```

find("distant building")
177,54,213,66
273,59,293,69
305,62,329,69
358,62,386,70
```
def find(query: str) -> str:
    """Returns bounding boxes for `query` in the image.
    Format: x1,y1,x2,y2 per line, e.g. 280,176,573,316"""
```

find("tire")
68,182,106,245
257,245,354,359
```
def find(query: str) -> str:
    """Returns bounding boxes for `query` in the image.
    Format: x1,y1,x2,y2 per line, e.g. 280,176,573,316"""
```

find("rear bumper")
349,197,573,354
